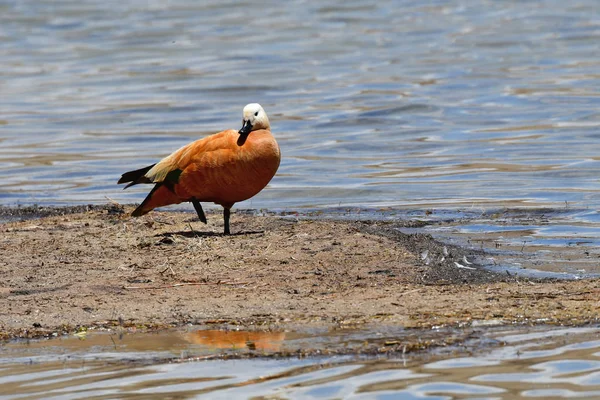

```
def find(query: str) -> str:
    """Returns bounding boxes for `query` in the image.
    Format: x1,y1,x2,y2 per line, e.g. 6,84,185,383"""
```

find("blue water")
1,0,599,211
2,326,600,399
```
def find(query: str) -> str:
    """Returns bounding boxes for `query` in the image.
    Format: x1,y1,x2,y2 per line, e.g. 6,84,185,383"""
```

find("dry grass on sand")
1,205,599,342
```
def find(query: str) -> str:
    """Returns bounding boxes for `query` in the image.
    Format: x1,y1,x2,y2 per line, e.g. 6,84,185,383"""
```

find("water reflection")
2,326,600,399
185,329,285,352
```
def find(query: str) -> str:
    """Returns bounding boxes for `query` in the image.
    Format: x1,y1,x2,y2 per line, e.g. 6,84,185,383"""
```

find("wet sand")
1,205,599,351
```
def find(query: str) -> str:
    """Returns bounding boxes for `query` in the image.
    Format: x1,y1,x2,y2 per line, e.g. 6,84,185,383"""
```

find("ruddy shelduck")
118,103,280,234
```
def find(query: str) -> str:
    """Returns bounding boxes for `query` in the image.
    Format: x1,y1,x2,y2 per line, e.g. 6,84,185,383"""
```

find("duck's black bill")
238,120,253,135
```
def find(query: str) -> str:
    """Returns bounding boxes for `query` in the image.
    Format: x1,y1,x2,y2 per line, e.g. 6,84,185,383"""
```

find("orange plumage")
118,103,280,234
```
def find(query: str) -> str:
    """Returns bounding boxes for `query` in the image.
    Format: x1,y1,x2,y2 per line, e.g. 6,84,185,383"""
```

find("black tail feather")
118,164,156,189
131,182,161,217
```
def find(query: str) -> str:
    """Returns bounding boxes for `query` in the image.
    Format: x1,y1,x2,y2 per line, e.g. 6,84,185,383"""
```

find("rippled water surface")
1,0,599,211
2,326,600,399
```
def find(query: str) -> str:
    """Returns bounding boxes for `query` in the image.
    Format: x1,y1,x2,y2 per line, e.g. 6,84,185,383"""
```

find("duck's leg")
191,199,207,224
223,206,231,235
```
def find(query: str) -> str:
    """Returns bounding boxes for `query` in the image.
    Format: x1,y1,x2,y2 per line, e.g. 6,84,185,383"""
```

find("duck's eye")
254,111,259,116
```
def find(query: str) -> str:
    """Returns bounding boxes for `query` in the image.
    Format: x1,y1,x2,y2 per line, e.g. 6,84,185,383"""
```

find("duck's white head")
239,103,270,135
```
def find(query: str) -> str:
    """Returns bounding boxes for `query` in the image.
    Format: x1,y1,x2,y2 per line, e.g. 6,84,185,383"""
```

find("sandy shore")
1,205,599,345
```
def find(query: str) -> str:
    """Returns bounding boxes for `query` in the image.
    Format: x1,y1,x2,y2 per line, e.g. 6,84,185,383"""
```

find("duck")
118,103,280,234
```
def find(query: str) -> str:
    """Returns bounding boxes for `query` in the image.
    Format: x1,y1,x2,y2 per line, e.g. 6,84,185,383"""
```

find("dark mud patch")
361,222,505,284
0,204,125,223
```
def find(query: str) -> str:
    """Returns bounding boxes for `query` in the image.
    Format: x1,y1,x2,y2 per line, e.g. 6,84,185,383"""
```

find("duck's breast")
177,129,280,205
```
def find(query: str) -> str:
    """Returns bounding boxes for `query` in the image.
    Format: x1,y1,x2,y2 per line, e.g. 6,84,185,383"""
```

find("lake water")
2,325,600,399
1,0,599,212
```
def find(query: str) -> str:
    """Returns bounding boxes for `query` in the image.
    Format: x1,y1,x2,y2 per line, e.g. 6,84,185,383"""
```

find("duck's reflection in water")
185,329,286,352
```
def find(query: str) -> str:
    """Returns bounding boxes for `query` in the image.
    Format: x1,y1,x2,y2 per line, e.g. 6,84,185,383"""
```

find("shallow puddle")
2,326,600,399
0,325,440,362
400,208,600,279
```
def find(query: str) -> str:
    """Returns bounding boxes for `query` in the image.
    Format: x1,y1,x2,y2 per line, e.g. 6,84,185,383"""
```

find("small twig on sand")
159,265,176,276
188,223,199,238
263,243,272,255
124,281,251,290
398,288,421,296
104,195,122,206
151,215,174,225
